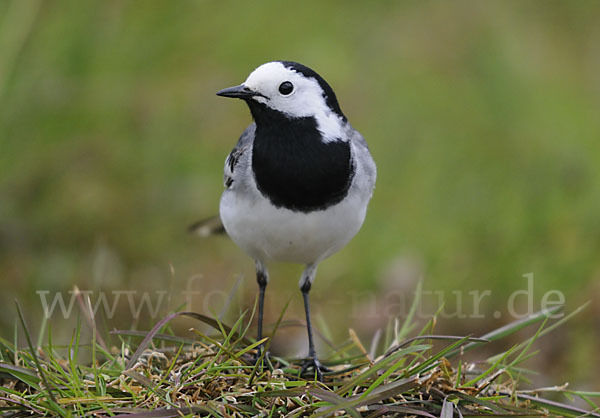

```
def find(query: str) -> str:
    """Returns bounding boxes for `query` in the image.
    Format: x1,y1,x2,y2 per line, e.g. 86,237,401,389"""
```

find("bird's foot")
300,356,331,381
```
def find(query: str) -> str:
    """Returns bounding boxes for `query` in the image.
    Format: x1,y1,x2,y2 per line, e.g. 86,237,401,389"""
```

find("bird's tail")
188,215,227,237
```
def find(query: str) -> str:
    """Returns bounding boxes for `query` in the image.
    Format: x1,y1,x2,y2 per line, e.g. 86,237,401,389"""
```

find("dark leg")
302,285,318,359
254,261,269,364
299,265,330,381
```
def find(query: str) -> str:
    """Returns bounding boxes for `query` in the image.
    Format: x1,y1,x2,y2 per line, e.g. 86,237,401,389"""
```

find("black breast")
250,104,354,213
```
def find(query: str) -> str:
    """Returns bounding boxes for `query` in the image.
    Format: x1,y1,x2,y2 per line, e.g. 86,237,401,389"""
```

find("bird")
191,61,376,380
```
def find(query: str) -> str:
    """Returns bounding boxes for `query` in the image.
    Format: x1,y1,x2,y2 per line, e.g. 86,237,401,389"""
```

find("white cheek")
316,112,345,142
265,96,300,115
263,92,345,142
252,96,268,105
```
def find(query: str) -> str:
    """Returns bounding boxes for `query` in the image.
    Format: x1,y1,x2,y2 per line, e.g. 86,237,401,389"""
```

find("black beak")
216,84,258,99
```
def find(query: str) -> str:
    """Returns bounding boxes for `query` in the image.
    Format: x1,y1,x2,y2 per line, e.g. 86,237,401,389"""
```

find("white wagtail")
192,61,376,380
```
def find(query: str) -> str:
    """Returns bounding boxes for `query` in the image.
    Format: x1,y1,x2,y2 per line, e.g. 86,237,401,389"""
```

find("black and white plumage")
196,61,376,379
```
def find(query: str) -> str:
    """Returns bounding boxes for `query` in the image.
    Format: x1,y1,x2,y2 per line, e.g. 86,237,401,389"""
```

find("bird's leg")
299,265,330,381
254,261,270,366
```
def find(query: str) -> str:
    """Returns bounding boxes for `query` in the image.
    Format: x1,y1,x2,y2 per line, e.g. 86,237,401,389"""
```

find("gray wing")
348,124,370,150
348,126,377,196
188,123,256,237
224,123,256,189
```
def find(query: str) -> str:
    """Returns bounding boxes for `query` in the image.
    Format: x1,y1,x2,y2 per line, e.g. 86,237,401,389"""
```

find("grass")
1,296,598,417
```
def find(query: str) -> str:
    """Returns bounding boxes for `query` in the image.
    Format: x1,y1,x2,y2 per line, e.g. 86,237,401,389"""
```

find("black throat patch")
249,102,354,213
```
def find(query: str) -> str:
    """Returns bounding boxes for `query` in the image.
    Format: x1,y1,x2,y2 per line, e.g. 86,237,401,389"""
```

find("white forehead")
244,62,312,92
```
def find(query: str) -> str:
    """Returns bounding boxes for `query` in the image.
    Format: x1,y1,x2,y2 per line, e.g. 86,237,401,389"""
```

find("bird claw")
300,357,331,381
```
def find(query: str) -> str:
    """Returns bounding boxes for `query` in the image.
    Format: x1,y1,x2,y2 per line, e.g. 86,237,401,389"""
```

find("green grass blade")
446,304,564,359
15,300,59,406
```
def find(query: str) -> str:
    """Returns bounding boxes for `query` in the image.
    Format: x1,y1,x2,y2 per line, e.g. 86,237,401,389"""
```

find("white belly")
220,190,368,265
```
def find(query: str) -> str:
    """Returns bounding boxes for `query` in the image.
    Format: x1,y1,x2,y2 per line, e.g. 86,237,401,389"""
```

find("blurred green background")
1,0,599,389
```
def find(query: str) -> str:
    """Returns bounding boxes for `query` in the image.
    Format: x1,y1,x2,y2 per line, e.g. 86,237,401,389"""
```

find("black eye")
278,81,294,95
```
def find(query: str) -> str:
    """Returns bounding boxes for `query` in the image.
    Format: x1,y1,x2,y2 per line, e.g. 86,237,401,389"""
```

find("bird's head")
217,61,347,140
